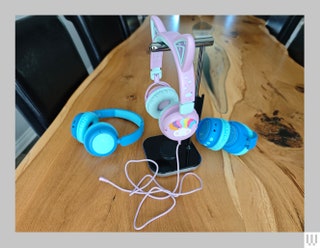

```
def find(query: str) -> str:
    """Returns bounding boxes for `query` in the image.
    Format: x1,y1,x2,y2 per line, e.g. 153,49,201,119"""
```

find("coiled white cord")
99,141,203,230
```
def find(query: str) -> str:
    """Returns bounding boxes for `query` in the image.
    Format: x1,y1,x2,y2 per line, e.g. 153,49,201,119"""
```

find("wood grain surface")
16,15,304,232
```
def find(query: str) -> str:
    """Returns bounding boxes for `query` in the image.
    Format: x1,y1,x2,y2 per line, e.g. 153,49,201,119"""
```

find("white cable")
99,141,203,230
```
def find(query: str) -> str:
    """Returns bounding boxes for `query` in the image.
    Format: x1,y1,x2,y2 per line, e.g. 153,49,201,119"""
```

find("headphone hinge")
150,67,162,81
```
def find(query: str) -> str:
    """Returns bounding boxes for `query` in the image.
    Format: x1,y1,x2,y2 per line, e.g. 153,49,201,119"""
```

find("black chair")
256,15,304,67
16,15,89,136
65,15,143,68
287,23,304,67
265,15,303,45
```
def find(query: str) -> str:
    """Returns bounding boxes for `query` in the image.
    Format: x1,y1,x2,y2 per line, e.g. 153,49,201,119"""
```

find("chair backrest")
121,15,143,36
65,15,142,68
287,23,304,67
256,15,304,67
16,15,89,136
265,15,303,45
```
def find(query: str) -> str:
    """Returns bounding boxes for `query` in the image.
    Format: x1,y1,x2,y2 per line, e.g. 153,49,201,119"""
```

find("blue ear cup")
71,108,144,157
196,118,231,150
223,121,258,156
71,112,99,143
196,118,258,156
83,122,119,156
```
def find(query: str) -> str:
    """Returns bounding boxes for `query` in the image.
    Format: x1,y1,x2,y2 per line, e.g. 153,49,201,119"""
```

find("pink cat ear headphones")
145,15,199,142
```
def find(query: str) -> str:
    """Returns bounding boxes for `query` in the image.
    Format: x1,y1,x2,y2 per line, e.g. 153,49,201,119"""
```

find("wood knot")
126,94,137,101
123,74,134,80
254,110,303,148
295,84,304,93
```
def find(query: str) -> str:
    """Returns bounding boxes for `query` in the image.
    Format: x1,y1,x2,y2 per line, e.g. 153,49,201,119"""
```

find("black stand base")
143,135,201,176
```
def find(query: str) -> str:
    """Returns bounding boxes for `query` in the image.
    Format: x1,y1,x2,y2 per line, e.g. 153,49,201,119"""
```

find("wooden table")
16,15,304,232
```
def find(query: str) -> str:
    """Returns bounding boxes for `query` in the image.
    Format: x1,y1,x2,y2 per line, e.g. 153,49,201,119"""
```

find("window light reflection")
167,15,180,32
224,15,236,31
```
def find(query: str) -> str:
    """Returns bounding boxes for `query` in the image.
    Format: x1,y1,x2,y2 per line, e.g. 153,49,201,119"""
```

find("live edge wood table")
16,15,304,232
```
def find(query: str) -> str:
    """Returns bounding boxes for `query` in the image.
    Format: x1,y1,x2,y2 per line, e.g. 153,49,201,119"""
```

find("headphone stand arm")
185,40,209,164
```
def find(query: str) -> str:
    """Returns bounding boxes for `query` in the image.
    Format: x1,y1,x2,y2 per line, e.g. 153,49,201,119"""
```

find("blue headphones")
196,117,258,156
71,108,144,157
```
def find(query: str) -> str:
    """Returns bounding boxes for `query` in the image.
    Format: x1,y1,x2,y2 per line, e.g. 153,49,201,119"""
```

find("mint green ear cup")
145,86,179,119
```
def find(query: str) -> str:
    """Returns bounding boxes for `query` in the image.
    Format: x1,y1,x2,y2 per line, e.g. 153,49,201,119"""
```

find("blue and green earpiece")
196,117,258,156
71,109,144,157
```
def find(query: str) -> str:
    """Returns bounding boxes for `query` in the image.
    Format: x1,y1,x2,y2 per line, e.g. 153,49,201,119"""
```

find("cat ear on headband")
150,15,167,40
174,34,195,71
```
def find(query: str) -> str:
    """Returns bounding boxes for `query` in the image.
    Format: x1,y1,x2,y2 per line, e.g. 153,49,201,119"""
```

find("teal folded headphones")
196,117,258,156
71,108,144,157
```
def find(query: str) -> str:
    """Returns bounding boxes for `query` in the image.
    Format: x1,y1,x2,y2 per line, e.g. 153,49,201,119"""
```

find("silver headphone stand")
143,35,214,176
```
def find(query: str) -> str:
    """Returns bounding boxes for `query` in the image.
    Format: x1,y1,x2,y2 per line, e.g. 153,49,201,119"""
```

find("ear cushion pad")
196,118,231,150
145,86,179,119
71,112,99,143
223,121,258,156
84,122,119,157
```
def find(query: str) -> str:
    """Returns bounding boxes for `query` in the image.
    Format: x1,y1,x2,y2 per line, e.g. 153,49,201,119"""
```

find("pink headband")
149,15,196,115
